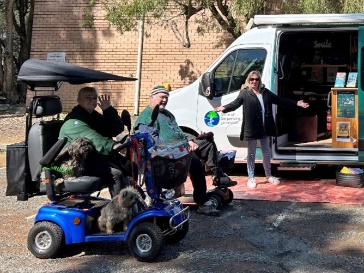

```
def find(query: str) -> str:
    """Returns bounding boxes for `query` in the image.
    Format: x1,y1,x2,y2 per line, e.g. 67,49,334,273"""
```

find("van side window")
214,48,267,97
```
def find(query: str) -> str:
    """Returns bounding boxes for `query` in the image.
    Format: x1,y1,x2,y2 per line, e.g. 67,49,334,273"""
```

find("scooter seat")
63,176,103,194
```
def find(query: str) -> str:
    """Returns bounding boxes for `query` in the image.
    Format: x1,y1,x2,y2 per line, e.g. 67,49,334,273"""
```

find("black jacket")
64,105,123,138
222,86,297,141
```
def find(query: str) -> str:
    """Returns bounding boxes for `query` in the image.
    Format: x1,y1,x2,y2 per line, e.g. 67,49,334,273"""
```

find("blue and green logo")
204,111,220,127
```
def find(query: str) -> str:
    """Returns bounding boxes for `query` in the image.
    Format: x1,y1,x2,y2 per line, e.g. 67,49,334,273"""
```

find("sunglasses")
250,78,259,82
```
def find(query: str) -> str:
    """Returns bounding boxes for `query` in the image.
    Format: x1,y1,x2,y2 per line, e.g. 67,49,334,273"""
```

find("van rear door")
357,26,364,161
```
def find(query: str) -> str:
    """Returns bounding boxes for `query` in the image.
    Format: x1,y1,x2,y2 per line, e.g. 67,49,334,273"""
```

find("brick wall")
29,0,234,115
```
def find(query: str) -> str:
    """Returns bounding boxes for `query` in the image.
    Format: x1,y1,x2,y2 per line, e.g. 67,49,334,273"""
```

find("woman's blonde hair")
241,70,263,90
77,86,98,102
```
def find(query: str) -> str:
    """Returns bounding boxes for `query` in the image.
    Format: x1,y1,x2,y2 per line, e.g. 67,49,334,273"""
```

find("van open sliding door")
357,26,364,161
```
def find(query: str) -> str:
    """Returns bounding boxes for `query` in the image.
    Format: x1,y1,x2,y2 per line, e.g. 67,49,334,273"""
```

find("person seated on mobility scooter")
58,86,138,197
134,85,236,216
29,110,189,262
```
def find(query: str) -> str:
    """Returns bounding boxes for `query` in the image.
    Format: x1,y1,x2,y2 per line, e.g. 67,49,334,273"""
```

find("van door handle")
327,91,332,108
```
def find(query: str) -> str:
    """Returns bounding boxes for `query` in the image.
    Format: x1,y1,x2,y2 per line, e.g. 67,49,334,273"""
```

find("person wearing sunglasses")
214,70,309,188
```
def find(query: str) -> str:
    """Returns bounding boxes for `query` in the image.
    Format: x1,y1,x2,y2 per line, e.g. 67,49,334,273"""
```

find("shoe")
247,178,257,188
267,176,280,185
197,200,220,216
214,175,238,187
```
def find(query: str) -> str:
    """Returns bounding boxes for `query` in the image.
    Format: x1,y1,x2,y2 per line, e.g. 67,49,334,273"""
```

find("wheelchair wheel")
27,221,64,259
128,222,165,262
207,191,224,210
225,188,234,205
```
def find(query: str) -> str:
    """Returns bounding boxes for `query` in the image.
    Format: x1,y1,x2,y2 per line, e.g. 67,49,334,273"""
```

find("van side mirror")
199,72,215,100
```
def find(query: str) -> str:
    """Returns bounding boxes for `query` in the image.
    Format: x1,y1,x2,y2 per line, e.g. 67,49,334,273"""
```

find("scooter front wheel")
165,221,189,244
128,222,165,262
27,221,64,259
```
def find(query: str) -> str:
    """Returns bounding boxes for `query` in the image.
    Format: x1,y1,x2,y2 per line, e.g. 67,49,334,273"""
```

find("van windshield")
214,48,267,97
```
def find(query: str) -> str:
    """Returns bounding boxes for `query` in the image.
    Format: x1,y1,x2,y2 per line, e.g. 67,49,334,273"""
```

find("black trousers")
85,156,126,198
189,153,209,206
85,153,138,198
193,138,218,169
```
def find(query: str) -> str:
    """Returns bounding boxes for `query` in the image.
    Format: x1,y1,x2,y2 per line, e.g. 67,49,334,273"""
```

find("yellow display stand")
331,88,358,148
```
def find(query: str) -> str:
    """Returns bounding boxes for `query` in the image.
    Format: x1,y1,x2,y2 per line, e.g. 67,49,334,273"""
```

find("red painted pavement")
184,175,364,205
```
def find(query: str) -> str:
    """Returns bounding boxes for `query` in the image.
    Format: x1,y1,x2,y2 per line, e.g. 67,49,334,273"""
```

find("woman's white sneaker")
267,176,280,185
247,178,257,188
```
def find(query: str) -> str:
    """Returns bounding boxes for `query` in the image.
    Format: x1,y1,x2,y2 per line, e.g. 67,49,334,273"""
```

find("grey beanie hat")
150,85,169,96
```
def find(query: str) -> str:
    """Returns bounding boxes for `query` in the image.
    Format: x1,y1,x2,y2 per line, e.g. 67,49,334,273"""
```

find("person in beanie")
134,85,234,216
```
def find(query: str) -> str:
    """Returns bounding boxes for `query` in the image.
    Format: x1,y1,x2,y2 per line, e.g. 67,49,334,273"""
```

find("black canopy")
17,59,137,90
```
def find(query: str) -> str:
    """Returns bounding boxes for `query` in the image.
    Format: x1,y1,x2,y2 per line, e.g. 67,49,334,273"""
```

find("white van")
166,13,364,170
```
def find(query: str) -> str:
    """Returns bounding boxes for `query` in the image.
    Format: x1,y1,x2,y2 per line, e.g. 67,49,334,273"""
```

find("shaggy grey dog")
98,186,147,234
42,137,96,191
52,137,96,179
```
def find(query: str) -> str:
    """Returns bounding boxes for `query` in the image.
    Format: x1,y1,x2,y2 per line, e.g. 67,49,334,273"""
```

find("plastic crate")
336,172,364,188
151,153,192,189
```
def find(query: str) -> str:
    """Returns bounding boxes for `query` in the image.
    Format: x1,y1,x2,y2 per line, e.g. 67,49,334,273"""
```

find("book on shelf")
334,72,347,88
346,72,358,87
327,66,338,83
310,66,323,83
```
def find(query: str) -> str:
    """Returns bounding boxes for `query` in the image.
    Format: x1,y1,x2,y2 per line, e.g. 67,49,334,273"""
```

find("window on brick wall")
214,48,267,97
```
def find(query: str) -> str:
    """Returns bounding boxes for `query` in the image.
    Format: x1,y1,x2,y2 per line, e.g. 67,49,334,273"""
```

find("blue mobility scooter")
7,60,190,262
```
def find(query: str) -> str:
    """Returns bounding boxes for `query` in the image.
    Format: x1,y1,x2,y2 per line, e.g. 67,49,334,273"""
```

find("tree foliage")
100,0,364,48
101,0,245,48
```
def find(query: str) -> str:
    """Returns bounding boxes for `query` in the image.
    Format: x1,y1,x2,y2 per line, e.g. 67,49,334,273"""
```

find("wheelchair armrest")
39,137,68,167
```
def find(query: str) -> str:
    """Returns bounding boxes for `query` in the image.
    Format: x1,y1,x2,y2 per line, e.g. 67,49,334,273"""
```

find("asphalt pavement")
1,165,364,273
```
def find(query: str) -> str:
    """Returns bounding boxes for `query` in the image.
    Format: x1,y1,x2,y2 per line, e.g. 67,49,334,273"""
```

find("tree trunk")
0,45,4,95
14,0,34,103
4,0,16,104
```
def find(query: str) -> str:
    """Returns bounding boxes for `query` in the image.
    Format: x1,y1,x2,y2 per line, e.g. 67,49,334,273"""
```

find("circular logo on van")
204,111,220,127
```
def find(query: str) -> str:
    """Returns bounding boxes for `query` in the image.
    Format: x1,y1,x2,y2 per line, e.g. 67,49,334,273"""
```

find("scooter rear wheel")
27,221,64,259
128,222,165,262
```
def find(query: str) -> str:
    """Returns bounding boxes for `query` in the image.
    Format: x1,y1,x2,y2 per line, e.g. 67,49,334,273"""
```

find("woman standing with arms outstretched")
215,70,309,188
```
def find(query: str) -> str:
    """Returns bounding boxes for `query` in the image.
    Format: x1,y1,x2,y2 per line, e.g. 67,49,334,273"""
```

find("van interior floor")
279,138,332,149
184,166,364,205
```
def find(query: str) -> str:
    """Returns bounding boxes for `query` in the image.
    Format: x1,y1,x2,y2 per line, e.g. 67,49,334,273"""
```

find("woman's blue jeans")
247,136,271,179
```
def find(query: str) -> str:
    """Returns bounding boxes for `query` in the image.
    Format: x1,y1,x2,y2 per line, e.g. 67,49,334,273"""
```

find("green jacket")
134,106,188,145
59,119,115,155
59,104,122,155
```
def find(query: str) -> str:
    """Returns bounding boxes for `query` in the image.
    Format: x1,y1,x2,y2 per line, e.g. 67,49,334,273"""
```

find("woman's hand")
214,106,225,112
188,140,199,152
98,94,112,110
297,100,309,108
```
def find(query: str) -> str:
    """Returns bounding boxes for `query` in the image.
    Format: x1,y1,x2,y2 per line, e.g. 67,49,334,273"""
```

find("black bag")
6,142,27,196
